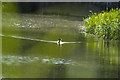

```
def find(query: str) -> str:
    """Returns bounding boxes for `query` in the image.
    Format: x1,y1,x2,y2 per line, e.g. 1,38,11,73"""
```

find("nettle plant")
84,8,120,40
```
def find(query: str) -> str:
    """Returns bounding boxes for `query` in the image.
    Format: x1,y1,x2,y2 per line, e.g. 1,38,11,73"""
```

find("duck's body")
57,38,63,45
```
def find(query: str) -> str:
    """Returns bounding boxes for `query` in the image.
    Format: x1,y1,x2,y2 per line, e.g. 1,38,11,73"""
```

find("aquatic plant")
83,8,120,40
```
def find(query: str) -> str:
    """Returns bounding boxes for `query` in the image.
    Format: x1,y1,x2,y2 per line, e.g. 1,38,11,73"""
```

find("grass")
83,8,120,40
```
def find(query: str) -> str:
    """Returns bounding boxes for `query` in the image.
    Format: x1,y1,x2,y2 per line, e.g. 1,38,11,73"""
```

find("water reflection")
2,13,118,78
96,41,118,78
48,64,67,78
2,35,118,78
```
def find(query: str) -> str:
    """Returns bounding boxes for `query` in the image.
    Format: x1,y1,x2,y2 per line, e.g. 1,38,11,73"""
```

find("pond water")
1,13,119,78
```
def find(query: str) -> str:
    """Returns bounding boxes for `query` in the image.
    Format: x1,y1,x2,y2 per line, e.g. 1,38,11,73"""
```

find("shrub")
83,8,120,40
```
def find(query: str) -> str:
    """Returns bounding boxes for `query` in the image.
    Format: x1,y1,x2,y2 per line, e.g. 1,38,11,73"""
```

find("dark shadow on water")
47,64,67,78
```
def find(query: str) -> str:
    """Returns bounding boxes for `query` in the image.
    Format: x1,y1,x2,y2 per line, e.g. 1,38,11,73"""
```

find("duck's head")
58,38,62,42
57,38,63,46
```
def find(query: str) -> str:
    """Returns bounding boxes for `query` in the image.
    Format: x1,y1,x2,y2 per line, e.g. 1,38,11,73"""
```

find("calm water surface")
1,13,118,78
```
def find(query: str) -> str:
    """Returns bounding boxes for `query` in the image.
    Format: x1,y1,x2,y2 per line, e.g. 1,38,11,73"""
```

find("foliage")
83,8,120,40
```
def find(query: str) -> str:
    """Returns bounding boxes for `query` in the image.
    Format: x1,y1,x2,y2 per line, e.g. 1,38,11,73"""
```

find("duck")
57,38,63,45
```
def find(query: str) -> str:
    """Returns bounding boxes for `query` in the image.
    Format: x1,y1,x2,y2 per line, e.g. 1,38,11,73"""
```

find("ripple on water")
0,34,83,44
2,56,72,65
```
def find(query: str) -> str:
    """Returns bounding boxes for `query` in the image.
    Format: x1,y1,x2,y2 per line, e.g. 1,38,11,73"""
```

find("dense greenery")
84,8,120,40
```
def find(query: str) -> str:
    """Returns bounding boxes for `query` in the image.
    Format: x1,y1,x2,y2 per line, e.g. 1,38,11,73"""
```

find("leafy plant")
83,8,120,40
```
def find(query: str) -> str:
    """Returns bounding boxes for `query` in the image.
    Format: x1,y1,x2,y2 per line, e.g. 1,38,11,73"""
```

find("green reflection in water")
2,13,118,78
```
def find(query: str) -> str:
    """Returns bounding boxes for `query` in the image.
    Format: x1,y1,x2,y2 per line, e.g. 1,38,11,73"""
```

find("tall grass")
83,8,120,40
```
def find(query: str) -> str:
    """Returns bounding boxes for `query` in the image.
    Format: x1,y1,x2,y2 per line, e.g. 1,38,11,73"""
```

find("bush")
83,8,120,40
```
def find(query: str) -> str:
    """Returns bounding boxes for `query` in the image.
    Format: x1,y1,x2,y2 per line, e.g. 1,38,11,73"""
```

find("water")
1,13,118,78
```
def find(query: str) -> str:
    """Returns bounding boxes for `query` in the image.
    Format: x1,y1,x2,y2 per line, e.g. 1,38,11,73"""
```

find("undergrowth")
83,8,120,40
